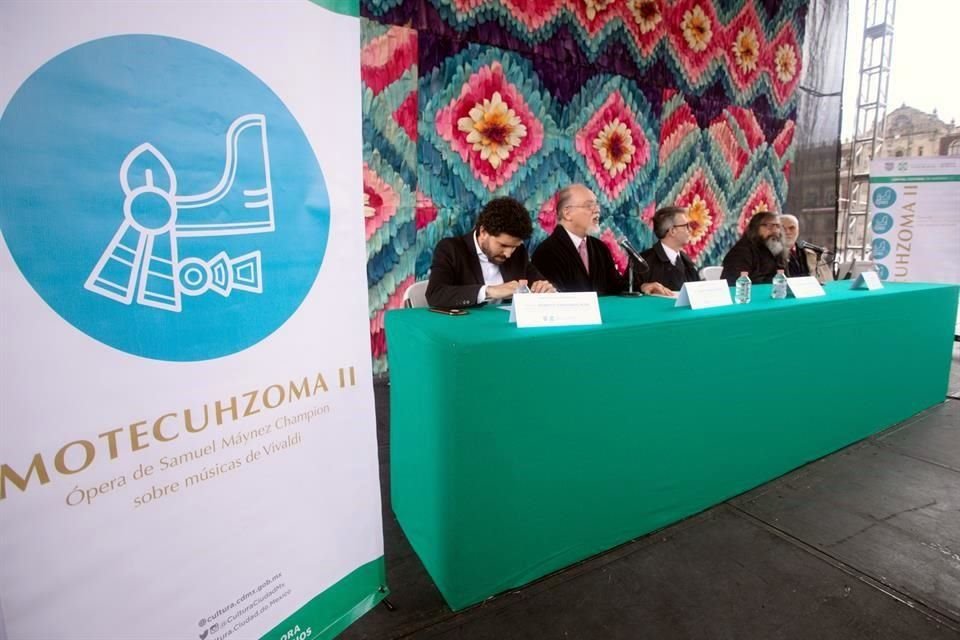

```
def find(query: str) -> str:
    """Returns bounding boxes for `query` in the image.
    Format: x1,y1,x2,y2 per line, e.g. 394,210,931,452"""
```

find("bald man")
532,183,672,296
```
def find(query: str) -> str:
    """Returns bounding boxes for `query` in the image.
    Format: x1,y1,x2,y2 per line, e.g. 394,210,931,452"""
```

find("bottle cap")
777,269,785,274
740,271,748,276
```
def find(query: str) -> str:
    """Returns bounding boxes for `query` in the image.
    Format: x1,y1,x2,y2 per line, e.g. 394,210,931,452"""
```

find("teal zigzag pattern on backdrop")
360,1,805,370
361,20,419,374
363,0,806,117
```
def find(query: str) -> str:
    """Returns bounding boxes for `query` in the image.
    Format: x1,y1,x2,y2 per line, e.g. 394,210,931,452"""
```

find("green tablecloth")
385,282,959,610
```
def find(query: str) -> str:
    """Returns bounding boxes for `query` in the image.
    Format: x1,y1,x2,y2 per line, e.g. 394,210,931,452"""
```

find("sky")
842,0,960,138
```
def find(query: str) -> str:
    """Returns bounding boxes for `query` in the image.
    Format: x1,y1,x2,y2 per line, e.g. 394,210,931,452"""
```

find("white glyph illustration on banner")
84,114,274,312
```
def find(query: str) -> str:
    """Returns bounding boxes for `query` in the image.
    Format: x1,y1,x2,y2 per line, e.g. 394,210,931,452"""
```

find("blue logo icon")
871,238,891,259
872,186,896,208
0,36,329,361
871,212,894,234
875,264,890,280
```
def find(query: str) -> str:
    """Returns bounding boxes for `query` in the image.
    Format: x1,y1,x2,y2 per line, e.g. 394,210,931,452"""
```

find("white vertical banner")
868,157,960,285
0,2,386,640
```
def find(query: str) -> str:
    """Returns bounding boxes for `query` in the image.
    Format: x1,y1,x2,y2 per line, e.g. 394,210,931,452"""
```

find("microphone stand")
618,238,649,297
622,258,644,297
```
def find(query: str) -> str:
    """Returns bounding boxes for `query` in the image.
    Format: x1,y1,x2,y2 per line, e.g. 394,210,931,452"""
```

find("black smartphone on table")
429,307,469,316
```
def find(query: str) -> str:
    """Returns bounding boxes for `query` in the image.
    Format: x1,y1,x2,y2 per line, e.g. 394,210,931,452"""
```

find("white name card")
786,276,826,298
852,271,884,290
511,292,602,328
674,280,733,310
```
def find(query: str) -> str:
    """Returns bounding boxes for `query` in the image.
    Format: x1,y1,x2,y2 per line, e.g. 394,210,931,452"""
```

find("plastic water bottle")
735,271,751,304
771,269,788,299
516,281,531,294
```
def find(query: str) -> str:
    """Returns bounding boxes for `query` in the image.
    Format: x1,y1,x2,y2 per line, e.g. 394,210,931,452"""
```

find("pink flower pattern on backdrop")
575,91,651,200
538,193,559,234
600,228,629,274
363,164,399,241
738,180,777,233
435,62,545,191
673,168,723,261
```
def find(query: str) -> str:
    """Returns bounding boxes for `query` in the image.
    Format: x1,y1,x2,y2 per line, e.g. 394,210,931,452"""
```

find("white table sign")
853,271,884,290
512,292,602,328
787,276,826,298
675,280,734,310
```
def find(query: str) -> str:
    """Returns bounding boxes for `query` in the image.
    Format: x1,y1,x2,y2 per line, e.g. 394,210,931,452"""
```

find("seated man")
720,211,787,285
532,183,672,296
640,206,701,291
426,197,555,308
781,214,817,277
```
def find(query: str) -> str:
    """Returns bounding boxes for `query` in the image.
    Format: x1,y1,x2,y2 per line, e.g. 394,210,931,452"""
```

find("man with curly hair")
426,197,556,308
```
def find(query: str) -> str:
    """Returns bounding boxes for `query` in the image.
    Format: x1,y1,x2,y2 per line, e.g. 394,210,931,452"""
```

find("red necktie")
578,239,590,274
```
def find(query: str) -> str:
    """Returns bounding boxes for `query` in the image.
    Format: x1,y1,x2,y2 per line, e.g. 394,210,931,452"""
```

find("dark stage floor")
344,343,960,639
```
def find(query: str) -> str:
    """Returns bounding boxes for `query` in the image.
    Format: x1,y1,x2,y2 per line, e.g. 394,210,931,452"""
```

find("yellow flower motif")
627,0,662,34
593,119,636,176
775,44,797,82
457,91,527,170
686,194,711,237
363,192,375,218
681,5,712,52
733,27,760,73
584,0,615,21
751,200,770,216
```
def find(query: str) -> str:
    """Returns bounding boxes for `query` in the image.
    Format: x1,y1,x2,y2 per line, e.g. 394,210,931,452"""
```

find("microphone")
619,238,650,274
797,240,829,255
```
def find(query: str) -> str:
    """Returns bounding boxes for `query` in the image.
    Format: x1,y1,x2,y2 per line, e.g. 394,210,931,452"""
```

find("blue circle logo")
871,212,894,234
0,36,329,361
872,186,897,208
871,237,891,259
875,263,890,280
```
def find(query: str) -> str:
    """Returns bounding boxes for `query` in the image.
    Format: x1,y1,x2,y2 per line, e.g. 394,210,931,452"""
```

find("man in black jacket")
639,206,701,291
425,197,555,308
720,211,788,285
781,214,818,278
532,183,671,296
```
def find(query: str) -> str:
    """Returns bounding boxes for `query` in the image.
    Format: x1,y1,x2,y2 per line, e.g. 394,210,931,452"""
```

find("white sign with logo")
511,292,602,328
786,276,826,298
852,271,884,291
674,280,734,310
0,2,385,640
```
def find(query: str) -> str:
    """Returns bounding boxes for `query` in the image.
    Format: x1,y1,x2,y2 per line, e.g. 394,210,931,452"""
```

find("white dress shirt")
662,243,679,266
473,232,504,303
565,228,587,253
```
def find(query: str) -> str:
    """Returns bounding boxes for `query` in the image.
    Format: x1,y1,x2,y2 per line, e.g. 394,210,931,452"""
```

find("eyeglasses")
672,223,692,230
760,222,782,229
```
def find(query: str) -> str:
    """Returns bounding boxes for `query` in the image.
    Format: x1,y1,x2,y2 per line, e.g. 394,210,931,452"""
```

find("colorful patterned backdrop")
362,0,806,372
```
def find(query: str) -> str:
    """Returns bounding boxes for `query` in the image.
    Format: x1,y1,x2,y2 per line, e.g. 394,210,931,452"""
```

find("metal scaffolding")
838,0,896,260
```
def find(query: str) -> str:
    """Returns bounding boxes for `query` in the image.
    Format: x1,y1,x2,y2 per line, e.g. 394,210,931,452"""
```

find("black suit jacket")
786,243,817,277
720,236,785,286
639,241,701,291
531,226,626,295
425,232,545,308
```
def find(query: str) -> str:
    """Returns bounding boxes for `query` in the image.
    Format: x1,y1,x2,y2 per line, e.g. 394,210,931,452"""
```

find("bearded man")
720,211,788,286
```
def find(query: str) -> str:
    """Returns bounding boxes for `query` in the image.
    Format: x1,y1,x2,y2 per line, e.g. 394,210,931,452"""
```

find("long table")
384,281,959,610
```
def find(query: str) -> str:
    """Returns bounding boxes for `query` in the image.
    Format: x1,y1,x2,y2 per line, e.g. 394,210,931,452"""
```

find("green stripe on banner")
260,557,387,640
871,174,960,183
308,0,359,17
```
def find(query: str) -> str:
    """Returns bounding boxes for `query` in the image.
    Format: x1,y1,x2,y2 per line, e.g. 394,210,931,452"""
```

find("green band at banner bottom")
871,174,960,183
261,557,387,640
308,0,359,17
